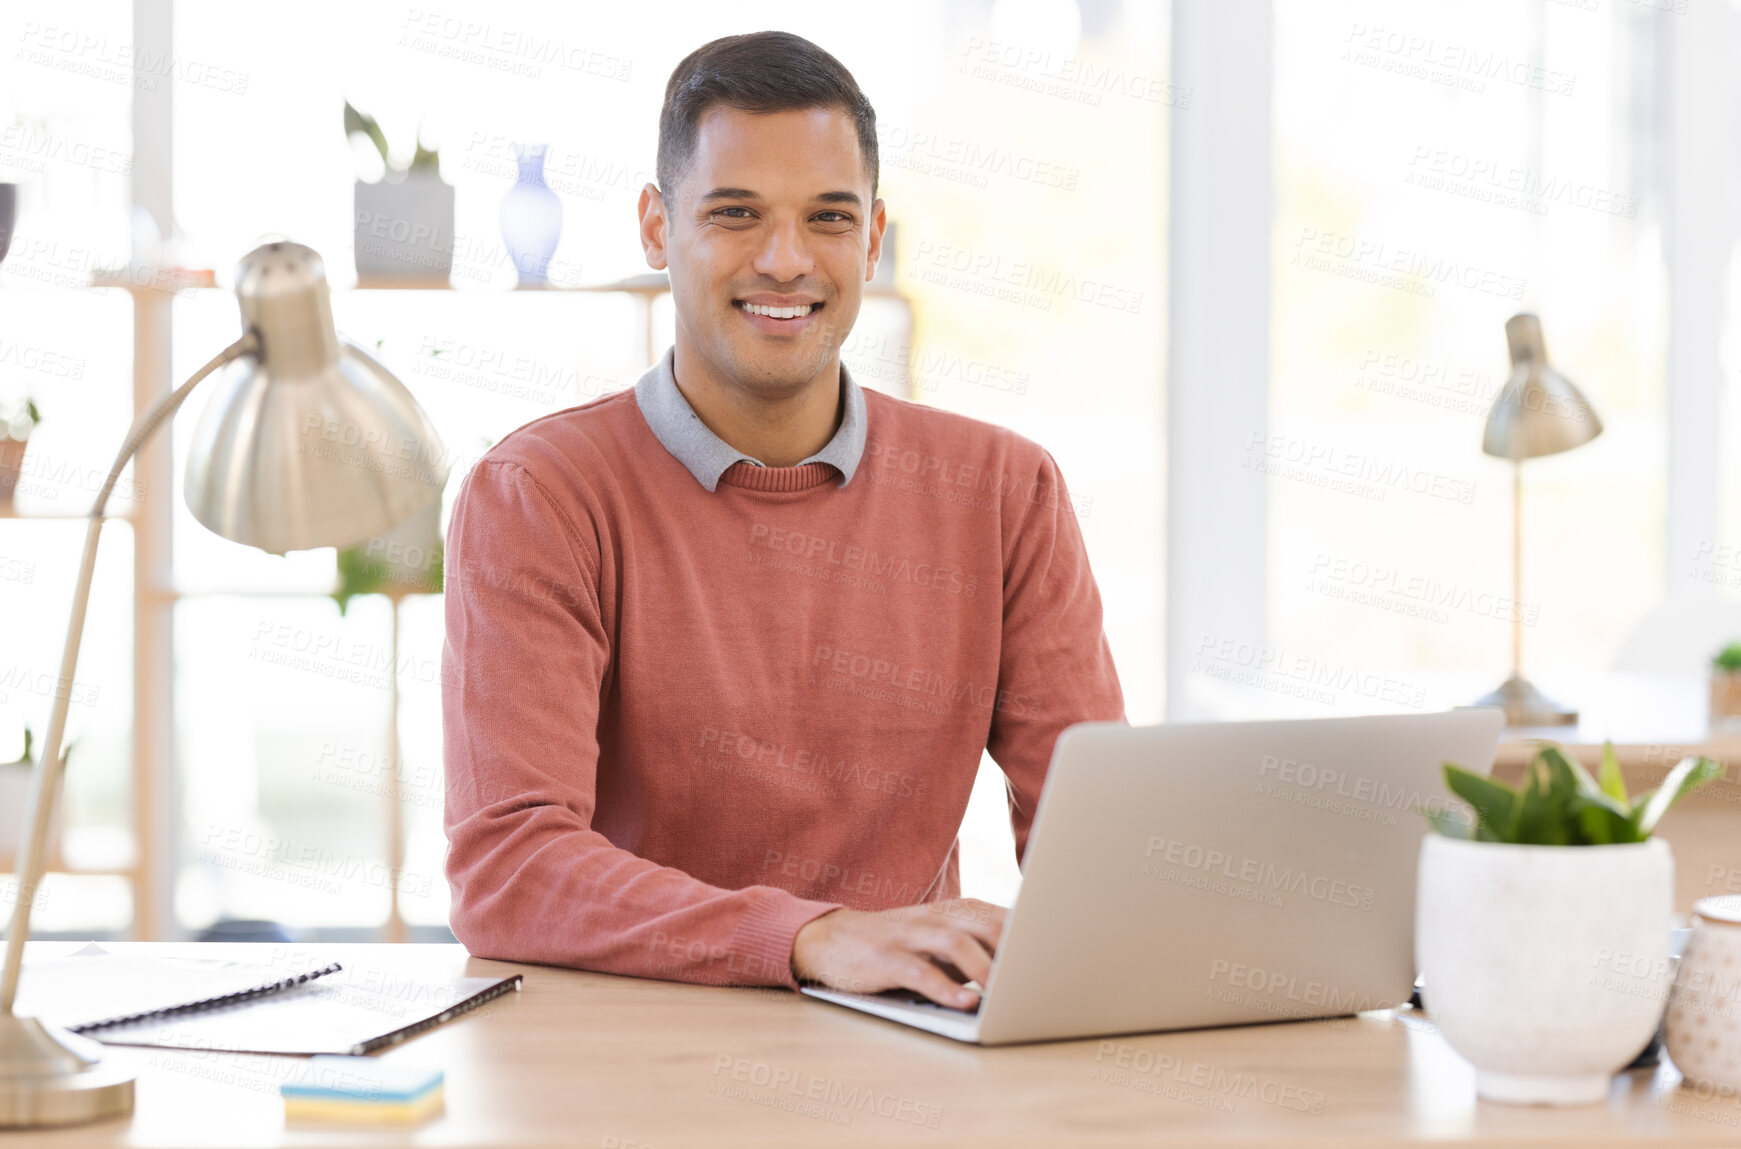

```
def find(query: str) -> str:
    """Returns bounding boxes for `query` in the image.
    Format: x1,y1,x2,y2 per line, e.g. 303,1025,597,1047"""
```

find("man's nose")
751,217,815,282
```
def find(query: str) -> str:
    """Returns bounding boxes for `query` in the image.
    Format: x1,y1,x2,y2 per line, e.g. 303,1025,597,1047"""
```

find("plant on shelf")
345,100,453,283
0,726,72,861
331,498,444,615
1713,642,1741,728
1415,740,1722,1107
332,535,443,615
345,101,441,179
0,396,41,507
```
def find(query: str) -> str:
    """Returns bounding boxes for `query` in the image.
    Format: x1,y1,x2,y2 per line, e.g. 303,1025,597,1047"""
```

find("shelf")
90,268,216,293
0,508,129,522
92,270,912,301
152,584,439,600
352,271,674,294
0,867,135,879
0,852,135,880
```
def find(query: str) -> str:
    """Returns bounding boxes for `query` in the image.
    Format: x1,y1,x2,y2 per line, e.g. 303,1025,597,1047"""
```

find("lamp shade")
1480,314,1602,461
183,242,448,553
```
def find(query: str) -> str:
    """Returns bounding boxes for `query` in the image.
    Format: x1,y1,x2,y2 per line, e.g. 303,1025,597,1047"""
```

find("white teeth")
742,302,813,319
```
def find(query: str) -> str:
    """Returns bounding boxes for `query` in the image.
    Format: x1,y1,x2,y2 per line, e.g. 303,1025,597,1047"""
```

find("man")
443,30,1124,1010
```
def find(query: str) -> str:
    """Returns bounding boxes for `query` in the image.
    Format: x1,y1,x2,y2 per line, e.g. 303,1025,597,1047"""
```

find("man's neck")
670,339,843,467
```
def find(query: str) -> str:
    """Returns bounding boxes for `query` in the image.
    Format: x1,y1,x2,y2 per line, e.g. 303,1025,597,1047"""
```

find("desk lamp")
1472,313,1602,727
0,242,448,1126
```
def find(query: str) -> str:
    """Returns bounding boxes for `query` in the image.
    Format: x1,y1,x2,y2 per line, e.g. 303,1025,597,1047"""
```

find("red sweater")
441,382,1125,989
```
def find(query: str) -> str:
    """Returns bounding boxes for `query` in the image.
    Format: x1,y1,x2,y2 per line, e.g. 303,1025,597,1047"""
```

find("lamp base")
1473,674,1578,728
0,1015,134,1128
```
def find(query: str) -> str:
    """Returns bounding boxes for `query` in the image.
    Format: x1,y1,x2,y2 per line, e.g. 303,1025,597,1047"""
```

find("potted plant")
346,100,454,284
1416,743,1720,1105
332,498,443,614
1711,642,1741,728
0,726,69,864
0,396,40,509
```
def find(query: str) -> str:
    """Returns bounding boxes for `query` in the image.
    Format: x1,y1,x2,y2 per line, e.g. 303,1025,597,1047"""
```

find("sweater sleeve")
986,449,1127,863
441,460,842,989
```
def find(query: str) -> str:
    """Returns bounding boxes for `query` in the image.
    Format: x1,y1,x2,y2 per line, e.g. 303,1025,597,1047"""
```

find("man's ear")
638,182,670,270
865,196,888,283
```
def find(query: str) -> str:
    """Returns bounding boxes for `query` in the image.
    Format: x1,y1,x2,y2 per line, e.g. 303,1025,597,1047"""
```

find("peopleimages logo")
709,1055,944,1129
1193,633,1429,709
1291,226,1527,301
1257,753,1457,819
809,642,1036,719
746,523,980,598
1143,836,1376,911
1208,958,1398,1013
696,725,931,801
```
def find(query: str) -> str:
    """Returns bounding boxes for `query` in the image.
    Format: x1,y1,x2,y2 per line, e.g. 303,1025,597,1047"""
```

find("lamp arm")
0,332,258,1016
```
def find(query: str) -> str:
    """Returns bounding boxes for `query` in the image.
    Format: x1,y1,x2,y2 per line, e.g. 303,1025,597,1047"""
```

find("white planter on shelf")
1416,834,1673,1106
0,756,65,864
353,169,455,284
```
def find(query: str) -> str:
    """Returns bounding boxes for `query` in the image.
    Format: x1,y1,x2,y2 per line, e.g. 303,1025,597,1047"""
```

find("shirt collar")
633,344,867,493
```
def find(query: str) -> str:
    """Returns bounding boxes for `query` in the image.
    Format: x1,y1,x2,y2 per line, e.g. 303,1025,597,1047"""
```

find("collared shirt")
633,344,867,492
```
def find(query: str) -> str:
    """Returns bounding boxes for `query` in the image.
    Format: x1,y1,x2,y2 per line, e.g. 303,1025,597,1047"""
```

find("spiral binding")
71,962,345,1033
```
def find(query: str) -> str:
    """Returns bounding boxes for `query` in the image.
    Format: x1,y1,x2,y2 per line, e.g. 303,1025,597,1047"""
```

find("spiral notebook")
18,943,521,1056
16,943,345,1032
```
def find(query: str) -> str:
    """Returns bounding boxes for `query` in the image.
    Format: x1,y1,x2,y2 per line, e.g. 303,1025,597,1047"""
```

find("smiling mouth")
735,300,823,321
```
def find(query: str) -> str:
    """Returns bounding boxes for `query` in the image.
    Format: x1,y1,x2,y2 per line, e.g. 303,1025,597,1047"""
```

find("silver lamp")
1473,313,1602,727
0,242,447,1126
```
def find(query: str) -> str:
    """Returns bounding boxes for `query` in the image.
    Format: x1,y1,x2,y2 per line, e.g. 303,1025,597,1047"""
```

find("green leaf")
410,137,440,173
1423,807,1472,839
1511,749,1578,845
1442,765,1517,840
1540,744,1604,804
1541,744,1634,845
1577,800,1637,845
1632,756,1724,838
344,100,391,168
1597,741,1630,808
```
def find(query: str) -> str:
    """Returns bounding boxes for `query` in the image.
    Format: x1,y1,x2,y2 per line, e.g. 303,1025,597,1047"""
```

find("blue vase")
499,144,563,286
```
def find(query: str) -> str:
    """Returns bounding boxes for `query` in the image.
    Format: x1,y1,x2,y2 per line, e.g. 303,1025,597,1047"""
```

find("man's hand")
791,899,1007,1009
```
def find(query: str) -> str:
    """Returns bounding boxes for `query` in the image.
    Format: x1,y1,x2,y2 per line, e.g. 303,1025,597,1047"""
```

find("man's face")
639,105,885,397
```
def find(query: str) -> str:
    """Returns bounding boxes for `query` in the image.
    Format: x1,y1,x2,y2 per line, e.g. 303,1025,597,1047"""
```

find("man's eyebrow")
695,187,864,208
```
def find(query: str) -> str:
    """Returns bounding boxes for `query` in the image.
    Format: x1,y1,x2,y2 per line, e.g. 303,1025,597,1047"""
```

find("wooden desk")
9,942,1741,1148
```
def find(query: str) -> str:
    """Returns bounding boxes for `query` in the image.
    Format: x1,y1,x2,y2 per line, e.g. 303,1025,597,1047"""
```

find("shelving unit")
12,267,912,943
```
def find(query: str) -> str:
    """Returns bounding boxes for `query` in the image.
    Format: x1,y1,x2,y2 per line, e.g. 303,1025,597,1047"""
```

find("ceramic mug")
1665,895,1741,1091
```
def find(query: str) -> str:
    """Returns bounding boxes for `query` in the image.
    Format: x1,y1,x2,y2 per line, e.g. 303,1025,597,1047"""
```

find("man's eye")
816,212,851,223
713,207,752,219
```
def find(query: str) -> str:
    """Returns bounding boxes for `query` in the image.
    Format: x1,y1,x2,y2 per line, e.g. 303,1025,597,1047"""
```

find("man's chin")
724,344,832,391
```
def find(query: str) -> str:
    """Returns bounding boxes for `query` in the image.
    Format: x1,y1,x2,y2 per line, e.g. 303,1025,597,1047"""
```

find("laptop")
800,708,1504,1044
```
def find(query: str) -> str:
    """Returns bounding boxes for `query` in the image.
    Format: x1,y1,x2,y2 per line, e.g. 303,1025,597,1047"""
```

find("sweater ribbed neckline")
717,460,839,492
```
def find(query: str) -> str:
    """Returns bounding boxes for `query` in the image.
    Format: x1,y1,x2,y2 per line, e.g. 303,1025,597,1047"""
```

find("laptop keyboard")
873,987,982,1016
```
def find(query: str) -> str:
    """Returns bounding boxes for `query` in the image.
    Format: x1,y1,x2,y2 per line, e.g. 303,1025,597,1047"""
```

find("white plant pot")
1416,834,1673,1105
354,170,455,283
0,760,64,863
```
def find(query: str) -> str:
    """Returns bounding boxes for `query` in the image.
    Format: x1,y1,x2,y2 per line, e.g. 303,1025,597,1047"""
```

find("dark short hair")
657,31,879,205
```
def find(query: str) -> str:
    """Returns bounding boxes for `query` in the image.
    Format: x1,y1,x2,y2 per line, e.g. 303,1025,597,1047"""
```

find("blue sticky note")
280,1055,443,1102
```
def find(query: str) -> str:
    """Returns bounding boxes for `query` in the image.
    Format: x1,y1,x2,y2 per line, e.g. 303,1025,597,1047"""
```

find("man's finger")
895,954,981,1009
935,899,1006,953
908,924,995,988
